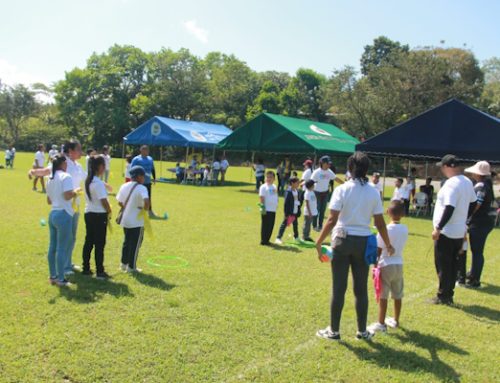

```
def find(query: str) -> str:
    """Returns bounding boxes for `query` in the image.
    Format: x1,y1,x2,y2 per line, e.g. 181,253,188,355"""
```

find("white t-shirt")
377,223,408,267
433,174,477,239
301,168,313,190
255,164,266,178
203,169,210,180
221,159,229,170
259,183,278,212
85,176,108,213
329,179,384,237
103,154,111,171
66,157,86,207
212,161,221,170
116,182,150,228
392,187,404,201
400,185,411,199
125,163,131,178
311,168,336,192
5,149,12,160
304,189,318,216
34,151,45,167
369,181,383,194
48,149,58,160
46,170,74,217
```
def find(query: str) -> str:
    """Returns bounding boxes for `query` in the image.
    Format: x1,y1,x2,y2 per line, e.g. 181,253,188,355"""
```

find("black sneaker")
316,326,341,341
356,331,374,340
304,237,315,242
466,280,481,288
96,272,111,280
81,269,93,276
429,297,454,305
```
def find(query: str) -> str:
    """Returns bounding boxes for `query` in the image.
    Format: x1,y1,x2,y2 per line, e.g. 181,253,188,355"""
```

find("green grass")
0,153,499,383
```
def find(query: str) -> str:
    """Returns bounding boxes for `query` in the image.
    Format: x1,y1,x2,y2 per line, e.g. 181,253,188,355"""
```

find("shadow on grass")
408,232,429,239
343,327,467,382
452,303,500,323
238,189,258,194
130,272,176,291
52,274,134,304
472,283,500,296
268,243,302,253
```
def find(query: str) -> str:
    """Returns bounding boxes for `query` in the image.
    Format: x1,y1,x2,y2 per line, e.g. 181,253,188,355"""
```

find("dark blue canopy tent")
123,116,232,178
356,98,500,196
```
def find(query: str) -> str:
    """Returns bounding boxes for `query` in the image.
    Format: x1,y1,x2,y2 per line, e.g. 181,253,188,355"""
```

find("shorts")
380,264,404,300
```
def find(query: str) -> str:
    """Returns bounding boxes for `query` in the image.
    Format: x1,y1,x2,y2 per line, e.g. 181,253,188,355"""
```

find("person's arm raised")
374,214,394,256
29,167,51,178
315,209,340,262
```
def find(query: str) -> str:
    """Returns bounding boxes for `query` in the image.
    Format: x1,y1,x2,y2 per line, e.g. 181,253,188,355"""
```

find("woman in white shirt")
33,144,46,193
46,155,76,287
82,156,112,279
315,152,394,341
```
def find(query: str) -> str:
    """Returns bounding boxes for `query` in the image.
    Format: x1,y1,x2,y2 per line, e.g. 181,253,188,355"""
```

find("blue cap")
129,165,145,178
319,155,331,164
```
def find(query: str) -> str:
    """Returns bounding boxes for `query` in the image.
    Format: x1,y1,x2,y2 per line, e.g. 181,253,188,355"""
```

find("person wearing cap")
369,172,383,200
131,145,156,217
311,156,344,231
431,155,477,304
116,165,150,272
464,161,495,288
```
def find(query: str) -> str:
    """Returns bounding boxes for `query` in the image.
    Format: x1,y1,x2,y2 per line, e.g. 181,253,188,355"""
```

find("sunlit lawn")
0,153,499,382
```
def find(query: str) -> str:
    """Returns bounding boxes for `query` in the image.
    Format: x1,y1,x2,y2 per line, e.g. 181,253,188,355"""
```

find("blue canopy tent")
123,116,232,178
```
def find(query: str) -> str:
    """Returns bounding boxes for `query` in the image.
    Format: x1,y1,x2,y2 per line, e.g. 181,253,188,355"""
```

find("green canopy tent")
218,113,359,156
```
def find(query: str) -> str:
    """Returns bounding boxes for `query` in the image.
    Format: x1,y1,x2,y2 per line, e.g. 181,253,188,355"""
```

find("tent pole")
212,145,216,163
184,146,189,182
121,141,125,178
160,146,163,178
251,151,255,182
382,157,387,201
408,159,411,176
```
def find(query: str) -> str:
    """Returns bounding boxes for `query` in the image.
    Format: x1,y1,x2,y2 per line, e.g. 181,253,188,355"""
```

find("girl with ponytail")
82,155,112,279
46,155,76,287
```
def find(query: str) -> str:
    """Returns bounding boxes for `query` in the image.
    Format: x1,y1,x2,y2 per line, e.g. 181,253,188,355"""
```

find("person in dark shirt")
420,177,435,215
465,161,495,288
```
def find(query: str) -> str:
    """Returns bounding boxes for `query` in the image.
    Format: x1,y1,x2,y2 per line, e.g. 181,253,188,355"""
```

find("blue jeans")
64,212,80,273
48,210,73,282
469,224,493,282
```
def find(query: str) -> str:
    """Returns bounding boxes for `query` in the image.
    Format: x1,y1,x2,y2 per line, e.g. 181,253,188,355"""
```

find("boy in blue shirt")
131,145,156,217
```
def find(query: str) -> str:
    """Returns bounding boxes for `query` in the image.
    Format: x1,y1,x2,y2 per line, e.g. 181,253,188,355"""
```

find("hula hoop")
146,256,189,269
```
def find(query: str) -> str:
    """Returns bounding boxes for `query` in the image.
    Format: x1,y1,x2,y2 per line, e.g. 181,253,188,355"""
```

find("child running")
259,171,278,246
275,176,301,245
82,156,112,279
116,165,150,272
302,179,318,242
368,201,408,333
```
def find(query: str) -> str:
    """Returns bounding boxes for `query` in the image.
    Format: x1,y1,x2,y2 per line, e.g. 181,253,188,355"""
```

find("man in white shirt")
33,144,46,192
431,155,477,305
311,156,344,231
368,172,383,200
220,156,229,184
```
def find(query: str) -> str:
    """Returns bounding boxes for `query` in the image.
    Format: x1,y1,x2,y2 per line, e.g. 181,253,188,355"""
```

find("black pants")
457,250,467,283
403,198,410,216
260,212,276,245
145,183,152,210
82,212,108,274
277,215,299,239
330,235,369,332
255,176,264,191
122,227,144,269
434,234,462,301
469,224,493,283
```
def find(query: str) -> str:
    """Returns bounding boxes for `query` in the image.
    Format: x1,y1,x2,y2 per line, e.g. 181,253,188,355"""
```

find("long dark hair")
85,156,105,200
63,139,80,155
51,155,67,179
347,151,370,185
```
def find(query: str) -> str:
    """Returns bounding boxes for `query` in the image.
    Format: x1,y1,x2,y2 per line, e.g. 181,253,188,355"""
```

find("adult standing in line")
315,152,394,341
431,155,477,305
131,145,157,217
33,144,46,193
30,140,87,275
464,161,495,288
311,156,344,231
220,156,229,184
368,172,383,200
45,155,77,287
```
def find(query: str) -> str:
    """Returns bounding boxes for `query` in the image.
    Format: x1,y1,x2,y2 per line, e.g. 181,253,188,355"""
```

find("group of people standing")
30,141,154,286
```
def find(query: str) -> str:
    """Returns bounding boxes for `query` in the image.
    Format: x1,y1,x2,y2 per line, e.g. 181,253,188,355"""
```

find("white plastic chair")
413,192,428,217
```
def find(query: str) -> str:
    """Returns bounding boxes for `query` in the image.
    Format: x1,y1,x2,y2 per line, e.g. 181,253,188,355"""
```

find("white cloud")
183,19,209,44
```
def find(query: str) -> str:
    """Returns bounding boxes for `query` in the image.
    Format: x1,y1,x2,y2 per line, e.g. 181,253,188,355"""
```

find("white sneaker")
120,263,128,271
385,317,399,329
72,265,82,272
367,322,387,333
316,326,341,340
64,270,75,276
275,238,283,245
127,267,142,273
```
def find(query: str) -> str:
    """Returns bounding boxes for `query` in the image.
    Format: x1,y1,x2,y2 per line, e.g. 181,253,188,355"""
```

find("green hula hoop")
146,256,189,269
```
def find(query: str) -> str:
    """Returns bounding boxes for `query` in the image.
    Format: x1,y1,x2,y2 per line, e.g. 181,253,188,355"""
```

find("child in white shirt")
302,179,318,242
368,201,408,333
259,171,278,245
102,145,111,183
116,165,150,272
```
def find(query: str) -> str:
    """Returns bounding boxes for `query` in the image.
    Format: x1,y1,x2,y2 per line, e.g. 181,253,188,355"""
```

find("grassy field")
0,152,499,383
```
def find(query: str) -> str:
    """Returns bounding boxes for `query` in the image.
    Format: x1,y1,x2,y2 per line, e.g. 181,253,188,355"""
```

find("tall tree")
360,36,409,75
0,84,38,143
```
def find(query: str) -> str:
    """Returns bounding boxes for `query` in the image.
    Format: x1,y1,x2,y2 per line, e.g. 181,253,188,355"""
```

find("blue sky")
0,0,499,86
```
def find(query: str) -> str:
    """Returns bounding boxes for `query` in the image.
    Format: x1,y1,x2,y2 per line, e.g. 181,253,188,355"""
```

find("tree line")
1,36,499,151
